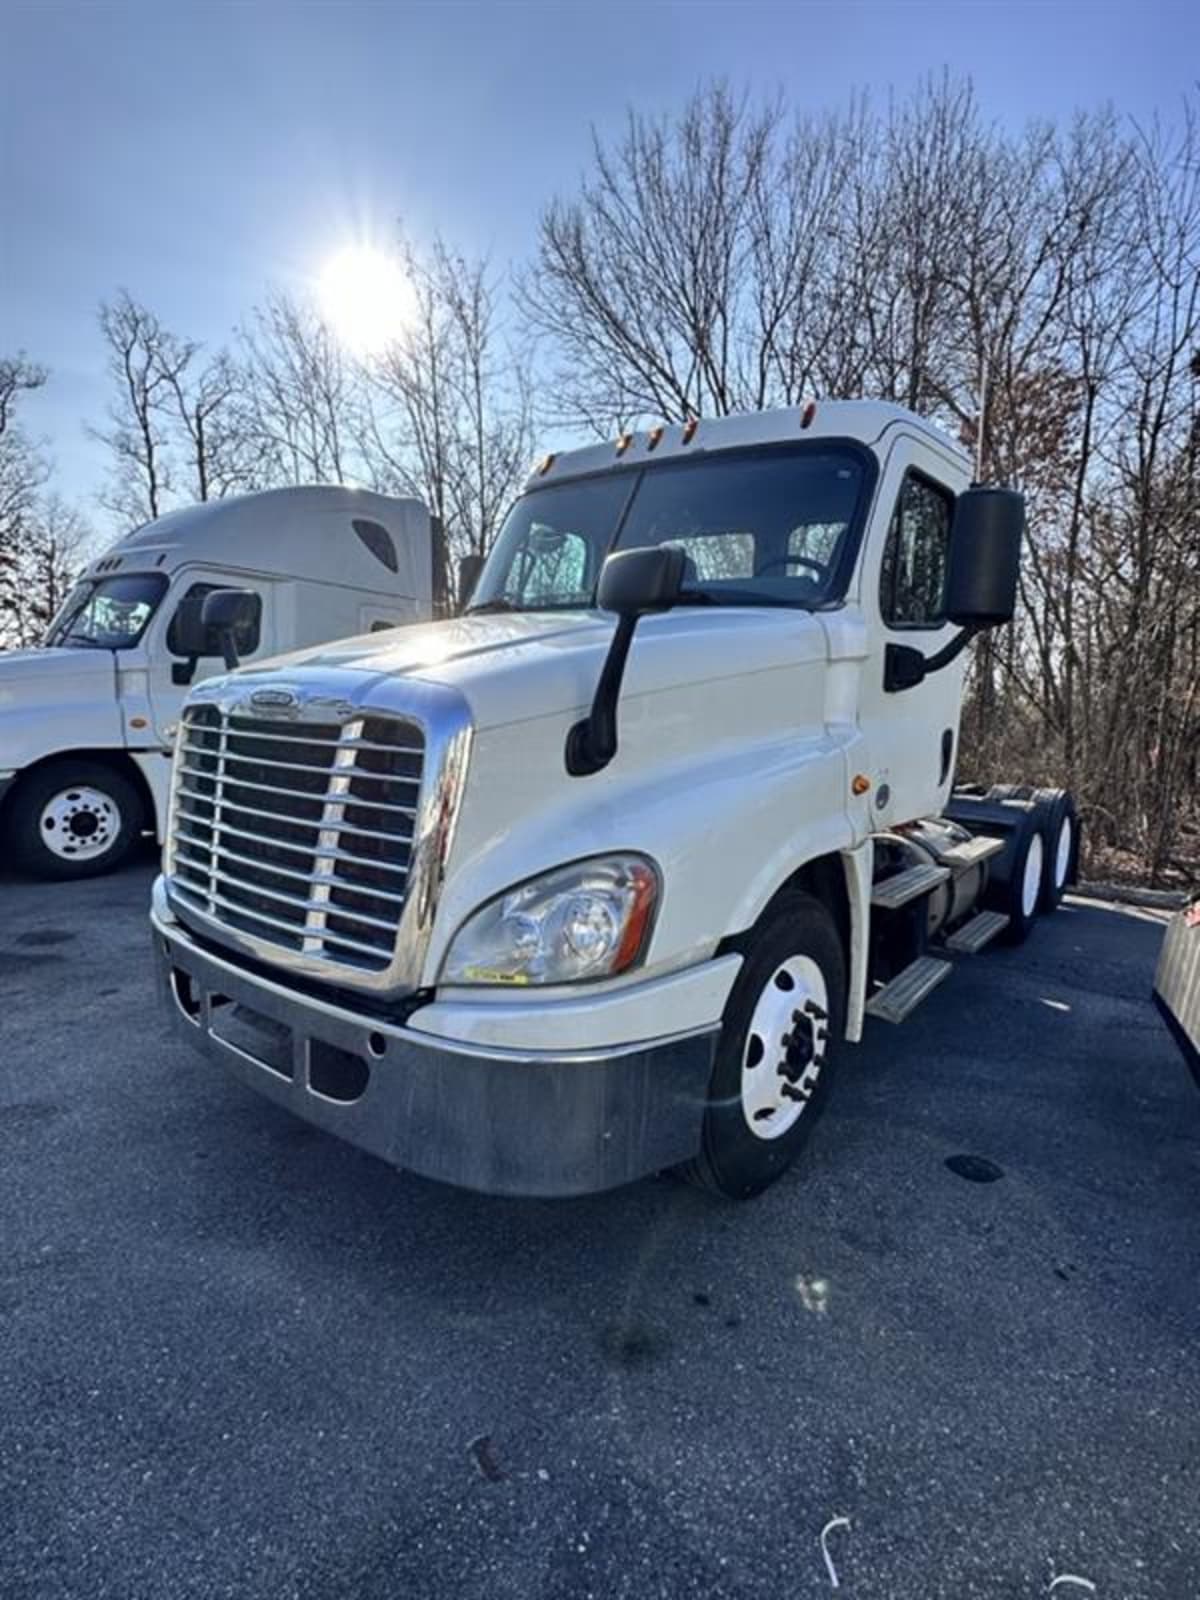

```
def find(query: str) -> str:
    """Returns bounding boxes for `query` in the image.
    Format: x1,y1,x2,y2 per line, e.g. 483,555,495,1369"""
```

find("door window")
880,475,953,628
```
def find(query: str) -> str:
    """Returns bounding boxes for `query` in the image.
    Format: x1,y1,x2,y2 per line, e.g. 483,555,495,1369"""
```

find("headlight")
440,854,659,986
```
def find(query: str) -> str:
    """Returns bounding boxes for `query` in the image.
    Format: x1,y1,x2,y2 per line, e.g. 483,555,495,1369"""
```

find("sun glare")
318,246,411,354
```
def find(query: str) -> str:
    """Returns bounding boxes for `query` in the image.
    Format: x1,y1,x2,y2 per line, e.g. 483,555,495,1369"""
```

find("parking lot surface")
1,856,1197,1599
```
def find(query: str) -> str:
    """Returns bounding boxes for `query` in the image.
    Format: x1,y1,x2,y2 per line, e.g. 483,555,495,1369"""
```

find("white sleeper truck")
0,487,442,878
151,403,1078,1198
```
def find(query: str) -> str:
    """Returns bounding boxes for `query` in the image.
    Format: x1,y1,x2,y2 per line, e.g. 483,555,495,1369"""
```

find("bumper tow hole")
309,1041,370,1104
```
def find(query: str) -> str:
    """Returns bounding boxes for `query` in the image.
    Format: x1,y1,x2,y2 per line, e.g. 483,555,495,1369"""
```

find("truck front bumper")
151,892,719,1197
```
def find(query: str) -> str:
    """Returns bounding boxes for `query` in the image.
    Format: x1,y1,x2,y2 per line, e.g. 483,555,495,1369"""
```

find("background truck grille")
169,704,425,973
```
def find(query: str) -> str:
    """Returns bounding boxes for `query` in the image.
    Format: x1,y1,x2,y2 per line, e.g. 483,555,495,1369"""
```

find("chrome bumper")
151,891,717,1197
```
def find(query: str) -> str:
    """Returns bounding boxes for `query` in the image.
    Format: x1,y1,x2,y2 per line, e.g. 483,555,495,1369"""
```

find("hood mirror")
566,546,686,777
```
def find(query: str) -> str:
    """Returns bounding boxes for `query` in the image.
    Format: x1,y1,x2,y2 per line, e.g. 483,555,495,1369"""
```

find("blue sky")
3,0,1197,526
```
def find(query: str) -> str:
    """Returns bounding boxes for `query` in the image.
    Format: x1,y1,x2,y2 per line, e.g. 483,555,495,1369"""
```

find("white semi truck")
0,487,442,878
151,402,1078,1198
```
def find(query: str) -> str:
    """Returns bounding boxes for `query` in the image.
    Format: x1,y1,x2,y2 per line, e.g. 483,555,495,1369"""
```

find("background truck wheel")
6,760,144,880
683,892,846,1199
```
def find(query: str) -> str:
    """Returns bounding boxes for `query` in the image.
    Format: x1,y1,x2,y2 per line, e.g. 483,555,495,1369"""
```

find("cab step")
870,862,950,910
939,834,1004,869
864,955,952,1024
943,909,1010,954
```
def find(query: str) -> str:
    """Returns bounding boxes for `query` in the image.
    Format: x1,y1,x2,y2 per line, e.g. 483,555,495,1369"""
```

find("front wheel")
683,892,846,1199
5,760,144,880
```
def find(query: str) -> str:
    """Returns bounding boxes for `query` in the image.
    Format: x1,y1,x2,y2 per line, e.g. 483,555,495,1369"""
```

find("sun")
318,245,412,354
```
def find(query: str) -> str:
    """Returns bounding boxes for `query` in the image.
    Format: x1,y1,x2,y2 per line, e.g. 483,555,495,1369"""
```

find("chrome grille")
169,704,425,974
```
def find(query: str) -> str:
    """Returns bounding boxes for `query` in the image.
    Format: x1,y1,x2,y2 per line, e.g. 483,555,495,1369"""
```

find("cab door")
855,435,970,831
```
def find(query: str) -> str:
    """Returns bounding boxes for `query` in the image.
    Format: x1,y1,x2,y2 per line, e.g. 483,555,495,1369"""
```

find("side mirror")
457,553,485,612
596,544,687,617
566,546,686,777
945,487,1024,628
201,588,259,671
884,487,1025,694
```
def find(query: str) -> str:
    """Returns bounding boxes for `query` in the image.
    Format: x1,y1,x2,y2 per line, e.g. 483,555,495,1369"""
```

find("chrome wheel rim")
1022,831,1045,920
39,785,120,862
740,955,829,1140
1054,816,1072,890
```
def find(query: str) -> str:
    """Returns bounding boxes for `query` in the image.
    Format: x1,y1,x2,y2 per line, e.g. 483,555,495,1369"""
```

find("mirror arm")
565,613,639,776
884,625,979,694
216,630,240,672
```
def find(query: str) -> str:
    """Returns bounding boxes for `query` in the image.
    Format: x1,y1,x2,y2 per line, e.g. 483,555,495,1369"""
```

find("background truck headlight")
441,854,659,985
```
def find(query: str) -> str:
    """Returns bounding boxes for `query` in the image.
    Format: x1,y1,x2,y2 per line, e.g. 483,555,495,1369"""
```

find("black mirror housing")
944,487,1024,628
597,545,686,617
200,588,259,671
565,547,686,778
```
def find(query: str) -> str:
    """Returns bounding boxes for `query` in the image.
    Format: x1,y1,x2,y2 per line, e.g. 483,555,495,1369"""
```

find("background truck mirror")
944,487,1024,628
200,588,259,671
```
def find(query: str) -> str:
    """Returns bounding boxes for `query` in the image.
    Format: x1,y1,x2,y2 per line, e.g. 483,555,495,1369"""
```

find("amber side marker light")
681,417,698,444
800,400,817,430
537,453,556,475
615,432,633,456
646,425,664,451
851,774,871,796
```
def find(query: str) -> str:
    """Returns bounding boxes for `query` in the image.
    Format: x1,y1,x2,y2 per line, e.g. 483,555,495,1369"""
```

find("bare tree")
364,237,534,598
236,292,361,484
93,291,191,523
0,354,51,645
11,495,91,645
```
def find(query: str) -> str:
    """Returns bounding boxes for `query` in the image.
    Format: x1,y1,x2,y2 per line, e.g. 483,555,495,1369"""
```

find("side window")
880,475,953,628
167,583,263,657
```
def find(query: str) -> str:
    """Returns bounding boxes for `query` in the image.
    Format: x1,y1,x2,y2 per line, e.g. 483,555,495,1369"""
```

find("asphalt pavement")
1,854,1197,1600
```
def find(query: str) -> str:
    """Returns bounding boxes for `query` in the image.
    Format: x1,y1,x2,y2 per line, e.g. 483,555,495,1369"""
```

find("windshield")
470,444,871,613
44,572,169,650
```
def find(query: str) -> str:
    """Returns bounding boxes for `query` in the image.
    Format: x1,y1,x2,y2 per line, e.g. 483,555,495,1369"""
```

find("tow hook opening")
170,967,202,1025
309,1041,370,1104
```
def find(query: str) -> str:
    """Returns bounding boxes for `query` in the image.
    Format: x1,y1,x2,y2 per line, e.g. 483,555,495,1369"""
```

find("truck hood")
0,646,115,707
227,607,833,732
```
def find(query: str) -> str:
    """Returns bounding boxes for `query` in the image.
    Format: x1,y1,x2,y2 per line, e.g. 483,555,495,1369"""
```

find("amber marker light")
852,774,871,796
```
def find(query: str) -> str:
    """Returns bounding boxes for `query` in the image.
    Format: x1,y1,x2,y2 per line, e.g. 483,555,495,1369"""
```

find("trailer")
150,401,1080,1198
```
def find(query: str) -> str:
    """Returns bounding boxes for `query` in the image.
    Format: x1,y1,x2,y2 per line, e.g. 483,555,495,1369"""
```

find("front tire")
684,892,846,1199
6,760,144,880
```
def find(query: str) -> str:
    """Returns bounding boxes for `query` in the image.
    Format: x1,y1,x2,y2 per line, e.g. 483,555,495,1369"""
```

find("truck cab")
151,403,1065,1198
0,486,439,877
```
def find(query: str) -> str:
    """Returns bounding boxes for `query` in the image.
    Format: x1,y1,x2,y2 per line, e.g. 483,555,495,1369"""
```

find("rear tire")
998,821,1044,944
1038,792,1079,913
6,760,144,880
683,892,846,1199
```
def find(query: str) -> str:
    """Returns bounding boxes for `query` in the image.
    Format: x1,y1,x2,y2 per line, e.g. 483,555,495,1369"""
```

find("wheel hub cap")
740,955,829,1140
39,786,119,862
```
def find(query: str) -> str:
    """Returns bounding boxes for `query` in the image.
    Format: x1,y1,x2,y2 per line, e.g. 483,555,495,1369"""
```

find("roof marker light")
800,400,817,430
646,425,664,451
681,417,698,444
537,453,556,476
615,432,633,456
